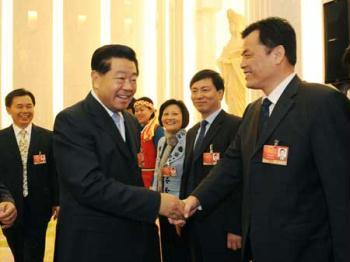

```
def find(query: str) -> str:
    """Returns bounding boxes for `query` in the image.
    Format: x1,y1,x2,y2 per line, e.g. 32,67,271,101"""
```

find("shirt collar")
264,72,296,105
203,108,222,125
91,89,124,120
13,123,32,137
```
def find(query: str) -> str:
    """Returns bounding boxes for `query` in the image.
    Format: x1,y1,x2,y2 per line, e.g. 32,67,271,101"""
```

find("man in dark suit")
180,69,241,262
0,182,17,228
53,44,185,262
180,17,350,262
0,88,59,262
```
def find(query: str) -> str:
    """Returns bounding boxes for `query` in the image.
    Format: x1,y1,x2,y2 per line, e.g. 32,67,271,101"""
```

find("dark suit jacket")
181,110,242,252
0,124,58,226
0,182,13,202
193,76,350,262
53,93,161,262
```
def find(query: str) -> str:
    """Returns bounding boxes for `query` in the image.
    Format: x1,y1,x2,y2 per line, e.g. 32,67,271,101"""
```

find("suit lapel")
187,124,198,153
183,124,199,173
84,93,131,159
28,125,39,161
181,125,198,197
253,76,299,156
5,126,22,161
193,110,225,162
242,102,261,160
123,112,138,158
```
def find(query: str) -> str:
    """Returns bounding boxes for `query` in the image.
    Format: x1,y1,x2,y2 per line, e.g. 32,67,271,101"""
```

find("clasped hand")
159,193,200,225
0,201,17,229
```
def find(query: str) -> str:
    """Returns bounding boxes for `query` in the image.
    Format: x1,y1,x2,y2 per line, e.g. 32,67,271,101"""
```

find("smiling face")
134,104,154,126
92,57,137,112
240,30,278,92
161,104,183,134
6,95,34,128
190,78,223,119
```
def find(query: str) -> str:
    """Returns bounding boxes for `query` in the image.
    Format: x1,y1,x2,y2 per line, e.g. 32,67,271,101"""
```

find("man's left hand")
227,233,242,251
0,201,17,229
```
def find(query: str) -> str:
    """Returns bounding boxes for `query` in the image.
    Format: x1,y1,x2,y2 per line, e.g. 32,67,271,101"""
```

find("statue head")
227,9,246,36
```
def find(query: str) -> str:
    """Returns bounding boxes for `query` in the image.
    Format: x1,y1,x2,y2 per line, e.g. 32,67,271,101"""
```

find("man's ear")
272,45,285,65
218,89,224,100
91,70,100,89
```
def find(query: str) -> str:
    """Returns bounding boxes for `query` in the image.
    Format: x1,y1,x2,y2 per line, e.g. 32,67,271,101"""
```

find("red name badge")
137,152,144,168
33,154,46,165
262,145,289,166
161,166,176,177
203,152,220,166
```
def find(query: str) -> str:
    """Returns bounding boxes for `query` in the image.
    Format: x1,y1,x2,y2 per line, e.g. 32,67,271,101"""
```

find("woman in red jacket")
134,97,164,188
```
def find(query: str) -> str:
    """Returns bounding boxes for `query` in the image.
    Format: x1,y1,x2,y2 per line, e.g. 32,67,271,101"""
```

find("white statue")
218,9,247,116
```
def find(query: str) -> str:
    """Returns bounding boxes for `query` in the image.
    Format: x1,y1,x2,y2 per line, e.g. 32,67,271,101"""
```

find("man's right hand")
0,201,17,229
183,195,200,218
159,193,185,220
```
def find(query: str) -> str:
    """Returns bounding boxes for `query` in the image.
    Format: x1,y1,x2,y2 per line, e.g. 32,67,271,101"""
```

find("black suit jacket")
0,124,58,225
193,76,350,262
53,93,161,262
181,110,242,251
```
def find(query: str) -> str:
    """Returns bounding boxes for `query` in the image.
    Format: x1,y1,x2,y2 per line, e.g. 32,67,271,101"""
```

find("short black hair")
5,88,36,107
158,99,189,129
91,44,139,75
242,17,297,66
134,96,155,119
190,69,225,91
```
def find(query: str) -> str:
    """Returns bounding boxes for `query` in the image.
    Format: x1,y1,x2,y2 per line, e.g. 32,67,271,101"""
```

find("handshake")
158,193,200,225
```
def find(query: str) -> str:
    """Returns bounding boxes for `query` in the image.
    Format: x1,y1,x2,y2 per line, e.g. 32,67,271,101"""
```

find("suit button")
164,187,169,193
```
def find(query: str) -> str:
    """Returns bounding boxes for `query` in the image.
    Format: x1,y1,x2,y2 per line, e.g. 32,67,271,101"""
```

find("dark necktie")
193,120,208,158
258,98,272,138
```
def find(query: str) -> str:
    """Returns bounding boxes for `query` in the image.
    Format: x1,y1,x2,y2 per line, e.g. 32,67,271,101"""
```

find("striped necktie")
19,129,29,197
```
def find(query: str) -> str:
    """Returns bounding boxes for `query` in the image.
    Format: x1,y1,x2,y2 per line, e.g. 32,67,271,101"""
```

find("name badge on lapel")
33,152,47,165
262,141,289,166
203,144,220,166
161,165,177,177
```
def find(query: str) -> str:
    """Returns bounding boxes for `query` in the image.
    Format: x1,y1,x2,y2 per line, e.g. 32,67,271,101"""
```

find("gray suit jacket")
152,129,186,197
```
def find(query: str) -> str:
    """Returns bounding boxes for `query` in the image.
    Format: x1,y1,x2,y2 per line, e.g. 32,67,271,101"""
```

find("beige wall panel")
156,0,166,107
13,0,53,129
111,0,142,48
63,0,100,108
111,0,149,101
169,0,183,101
195,9,217,71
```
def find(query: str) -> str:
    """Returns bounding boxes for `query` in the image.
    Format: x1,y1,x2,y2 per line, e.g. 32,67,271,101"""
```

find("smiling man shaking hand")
53,44,184,262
